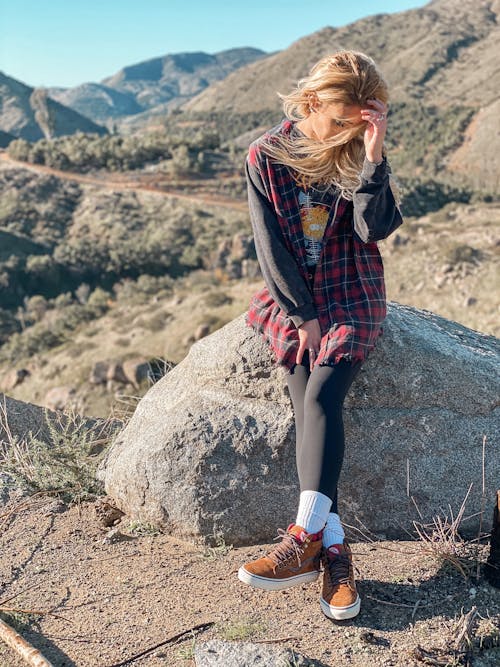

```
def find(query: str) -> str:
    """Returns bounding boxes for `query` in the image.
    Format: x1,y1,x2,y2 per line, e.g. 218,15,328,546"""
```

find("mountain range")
186,0,499,112
47,47,268,127
0,0,499,191
0,71,107,141
0,47,267,139
182,0,500,191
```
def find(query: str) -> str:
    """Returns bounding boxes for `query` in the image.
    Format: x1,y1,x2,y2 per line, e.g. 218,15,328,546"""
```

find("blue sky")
1,0,428,89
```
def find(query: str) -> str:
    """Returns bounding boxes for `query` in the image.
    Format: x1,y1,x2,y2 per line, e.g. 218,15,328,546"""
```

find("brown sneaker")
238,523,323,591
320,539,361,620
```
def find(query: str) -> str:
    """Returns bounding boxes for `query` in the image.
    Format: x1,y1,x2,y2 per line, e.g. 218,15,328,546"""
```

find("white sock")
323,511,346,547
295,490,332,534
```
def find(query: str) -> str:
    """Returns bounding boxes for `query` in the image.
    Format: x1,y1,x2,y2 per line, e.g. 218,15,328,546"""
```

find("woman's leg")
285,351,310,475
298,358,363,501
237,354,362,592
286,352,343,513
286,352,332,531
286,353,362,511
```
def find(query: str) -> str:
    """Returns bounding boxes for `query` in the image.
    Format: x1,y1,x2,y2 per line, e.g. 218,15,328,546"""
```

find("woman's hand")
360,98,388,164
296,318,322,372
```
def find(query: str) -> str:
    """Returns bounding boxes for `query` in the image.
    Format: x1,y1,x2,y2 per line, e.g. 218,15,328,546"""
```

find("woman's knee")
304,361,359,409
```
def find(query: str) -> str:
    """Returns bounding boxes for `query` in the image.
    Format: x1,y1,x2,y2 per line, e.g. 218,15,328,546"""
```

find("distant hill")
47,83,143,125
0,72,107,142
47,47,268,128
184,0,499,111
183,0,500,192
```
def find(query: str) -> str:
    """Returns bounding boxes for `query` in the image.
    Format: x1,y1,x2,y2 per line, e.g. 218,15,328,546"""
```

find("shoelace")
324,551,352,586
267,528,305,567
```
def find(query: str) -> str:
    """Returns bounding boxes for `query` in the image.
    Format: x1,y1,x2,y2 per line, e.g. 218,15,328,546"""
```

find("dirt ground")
0,494,499,667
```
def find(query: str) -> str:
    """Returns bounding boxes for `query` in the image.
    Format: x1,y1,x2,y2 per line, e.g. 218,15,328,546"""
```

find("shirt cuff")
360,155,387,181
287,302,318,328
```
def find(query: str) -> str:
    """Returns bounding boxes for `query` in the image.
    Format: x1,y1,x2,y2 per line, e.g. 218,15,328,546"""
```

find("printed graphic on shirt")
297,188,330,267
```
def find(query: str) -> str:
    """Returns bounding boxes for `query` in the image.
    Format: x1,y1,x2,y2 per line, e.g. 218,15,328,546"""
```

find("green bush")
445,243,482,266
0,307,21,345
0,295,111,363
0,407,108,503
204,291,233,307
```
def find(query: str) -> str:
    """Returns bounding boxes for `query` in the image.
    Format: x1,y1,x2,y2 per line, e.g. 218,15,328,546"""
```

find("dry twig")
253,636,300,644
412,607,480,667
0,615,54,666
104,621,214,667
0,606,71,624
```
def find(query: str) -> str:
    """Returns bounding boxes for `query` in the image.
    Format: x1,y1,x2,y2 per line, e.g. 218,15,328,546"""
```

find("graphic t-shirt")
297,184,337,267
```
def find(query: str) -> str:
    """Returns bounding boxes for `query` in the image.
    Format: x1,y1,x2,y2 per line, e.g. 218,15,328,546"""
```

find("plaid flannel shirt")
245,117,404,372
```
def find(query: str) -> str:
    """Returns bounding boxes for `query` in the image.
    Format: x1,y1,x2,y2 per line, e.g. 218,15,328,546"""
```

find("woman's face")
317,101,364,129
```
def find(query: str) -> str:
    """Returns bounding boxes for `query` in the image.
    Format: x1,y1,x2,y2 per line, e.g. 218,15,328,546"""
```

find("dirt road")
0,150,247,212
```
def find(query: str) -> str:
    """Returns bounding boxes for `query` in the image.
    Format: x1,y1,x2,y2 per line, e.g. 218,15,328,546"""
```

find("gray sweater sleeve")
352,156,404,243
245,156,318,328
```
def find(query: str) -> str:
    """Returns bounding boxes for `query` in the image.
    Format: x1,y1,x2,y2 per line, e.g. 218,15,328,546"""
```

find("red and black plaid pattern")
245,119,387,372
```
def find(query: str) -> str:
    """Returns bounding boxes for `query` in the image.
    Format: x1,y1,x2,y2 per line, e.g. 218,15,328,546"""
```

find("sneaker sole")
237,566,320,591
319,594,361,620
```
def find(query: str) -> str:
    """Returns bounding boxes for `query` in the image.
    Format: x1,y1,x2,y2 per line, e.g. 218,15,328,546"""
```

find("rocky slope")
0,72,107,141
185,0,499,112
183,0,500,192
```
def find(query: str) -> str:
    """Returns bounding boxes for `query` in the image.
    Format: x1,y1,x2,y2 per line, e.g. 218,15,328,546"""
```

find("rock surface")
99,303,500,546
194,640,328,666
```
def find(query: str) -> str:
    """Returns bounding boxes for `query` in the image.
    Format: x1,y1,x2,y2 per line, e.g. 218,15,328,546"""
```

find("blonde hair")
260,50,390,198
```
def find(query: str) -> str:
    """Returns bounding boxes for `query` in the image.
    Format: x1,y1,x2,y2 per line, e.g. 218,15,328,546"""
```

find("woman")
237,50,404,620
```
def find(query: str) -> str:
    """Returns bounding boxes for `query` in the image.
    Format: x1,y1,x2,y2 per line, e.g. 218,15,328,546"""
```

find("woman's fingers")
296,319,321,368
308,346,316,373
364,97,388,111
296,338,306,365
296,342,318,369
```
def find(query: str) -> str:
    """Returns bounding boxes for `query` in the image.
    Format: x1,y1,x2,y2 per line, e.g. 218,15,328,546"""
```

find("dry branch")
104,621,214,667
0,616,54,666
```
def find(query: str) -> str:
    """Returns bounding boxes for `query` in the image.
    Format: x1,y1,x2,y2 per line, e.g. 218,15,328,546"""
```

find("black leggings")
285,350,363,514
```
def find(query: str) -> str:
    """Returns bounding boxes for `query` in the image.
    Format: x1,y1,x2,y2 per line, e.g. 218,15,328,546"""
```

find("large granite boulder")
98,303,499,546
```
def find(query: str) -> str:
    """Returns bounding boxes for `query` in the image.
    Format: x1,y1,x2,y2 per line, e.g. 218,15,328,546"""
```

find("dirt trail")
0,151,247,212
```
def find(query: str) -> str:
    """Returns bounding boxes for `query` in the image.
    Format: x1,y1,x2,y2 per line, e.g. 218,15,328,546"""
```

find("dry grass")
344,437,492,587
0,397,117,505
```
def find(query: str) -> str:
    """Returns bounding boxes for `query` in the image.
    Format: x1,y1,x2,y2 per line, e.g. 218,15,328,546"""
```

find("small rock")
194,640,328,666
89,361,109,384
122,358,150,388
1,368,30,391
102,527,136,544
43,499,67,515
95,497,125,528
45,385,76,411
194,324,210,340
